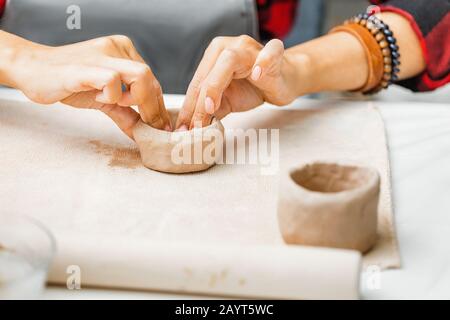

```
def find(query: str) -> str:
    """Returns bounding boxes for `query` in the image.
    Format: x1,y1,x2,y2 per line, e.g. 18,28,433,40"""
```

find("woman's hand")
175,35,304,130
7,34,171,138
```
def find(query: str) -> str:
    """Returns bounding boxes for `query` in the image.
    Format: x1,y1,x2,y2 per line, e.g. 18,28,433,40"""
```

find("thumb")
249,39,285,85
99,104,141,140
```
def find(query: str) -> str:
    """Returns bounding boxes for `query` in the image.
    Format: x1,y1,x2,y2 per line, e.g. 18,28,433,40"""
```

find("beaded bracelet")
331,13,401,93
353,13,401,91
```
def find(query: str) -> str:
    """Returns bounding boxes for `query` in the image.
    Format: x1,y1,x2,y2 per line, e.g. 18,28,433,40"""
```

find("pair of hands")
12,35,300,138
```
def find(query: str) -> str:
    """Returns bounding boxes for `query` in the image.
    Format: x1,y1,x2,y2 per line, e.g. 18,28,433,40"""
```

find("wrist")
0,32,46,90
0,45,21,88
284,32,370,95
283,48,317,96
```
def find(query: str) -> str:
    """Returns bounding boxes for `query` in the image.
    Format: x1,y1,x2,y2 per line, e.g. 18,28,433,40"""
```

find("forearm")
286,12,426,95
0,31,43,89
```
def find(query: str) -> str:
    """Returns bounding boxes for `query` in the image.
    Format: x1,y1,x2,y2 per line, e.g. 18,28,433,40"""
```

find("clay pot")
277,162,380,253
133,109,225,173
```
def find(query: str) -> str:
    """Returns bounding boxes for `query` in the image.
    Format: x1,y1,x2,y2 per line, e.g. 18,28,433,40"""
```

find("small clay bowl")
277,162,380,253
133,108,225,174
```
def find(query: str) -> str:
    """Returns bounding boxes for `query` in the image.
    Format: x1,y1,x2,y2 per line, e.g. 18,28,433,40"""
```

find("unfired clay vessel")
133,109,224,174
277,162,380,253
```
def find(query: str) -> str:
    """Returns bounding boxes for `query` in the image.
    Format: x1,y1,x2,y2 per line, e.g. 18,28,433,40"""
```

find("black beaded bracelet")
347,12,401,92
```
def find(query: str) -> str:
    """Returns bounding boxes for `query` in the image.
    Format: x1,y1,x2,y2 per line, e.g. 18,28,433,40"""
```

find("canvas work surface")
0,97,399,298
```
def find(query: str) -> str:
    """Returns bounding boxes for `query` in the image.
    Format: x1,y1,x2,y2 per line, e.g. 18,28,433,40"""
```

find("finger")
133,77,166,130
175,78,201,131
111,41,172,130
189,89,212,129
213,102,231,121
97,57,170,130
60,65,126,109
117,91,134,107
64,65,120,93
189,48,255,129
155,80,172,131
176,37,230,130
100,104,141,139
110,35,147,63
249,39,284,83
94,70,122,105
109,36,167,119
124,43,147,64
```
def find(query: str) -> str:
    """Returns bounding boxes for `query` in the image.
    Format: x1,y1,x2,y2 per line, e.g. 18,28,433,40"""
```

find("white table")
1,87,449,299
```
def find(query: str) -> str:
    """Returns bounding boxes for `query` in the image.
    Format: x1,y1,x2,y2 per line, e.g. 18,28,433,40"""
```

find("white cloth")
362,100,450,299
0,93,399,298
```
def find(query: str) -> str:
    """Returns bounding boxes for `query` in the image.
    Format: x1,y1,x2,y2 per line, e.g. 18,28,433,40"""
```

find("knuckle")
111,34,133,47
190,76,202,90
261,40,284,60
205,81,222,96
153,79,162,92
97,36,115,50
187,78,202,96
221,48,239,63
136,64,153,80
205,37,226,56
258,49,283,70
210,36,226,48
257,53,274,68
236,34,254,48
269,38,284,49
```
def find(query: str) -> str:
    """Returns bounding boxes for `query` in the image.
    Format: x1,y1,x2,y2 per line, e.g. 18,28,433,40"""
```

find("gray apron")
0,0,259,93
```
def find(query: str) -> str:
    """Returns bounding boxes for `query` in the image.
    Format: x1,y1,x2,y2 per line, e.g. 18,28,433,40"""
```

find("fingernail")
205,97,215,114
175,124,188,132
251,65,262,81
164,123,172,132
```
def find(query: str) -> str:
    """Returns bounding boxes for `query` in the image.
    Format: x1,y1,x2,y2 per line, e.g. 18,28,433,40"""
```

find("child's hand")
10,35,172,138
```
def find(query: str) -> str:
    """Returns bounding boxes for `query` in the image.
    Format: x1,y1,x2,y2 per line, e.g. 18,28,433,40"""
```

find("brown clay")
133,109,225,174
89,140,141,169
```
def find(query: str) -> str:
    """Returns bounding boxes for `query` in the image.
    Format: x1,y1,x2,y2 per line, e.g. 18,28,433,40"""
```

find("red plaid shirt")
257,0,449,92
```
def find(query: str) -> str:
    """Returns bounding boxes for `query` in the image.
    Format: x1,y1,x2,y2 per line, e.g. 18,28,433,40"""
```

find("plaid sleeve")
256,0,299,41
0,0,5,18
370,0,450,91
